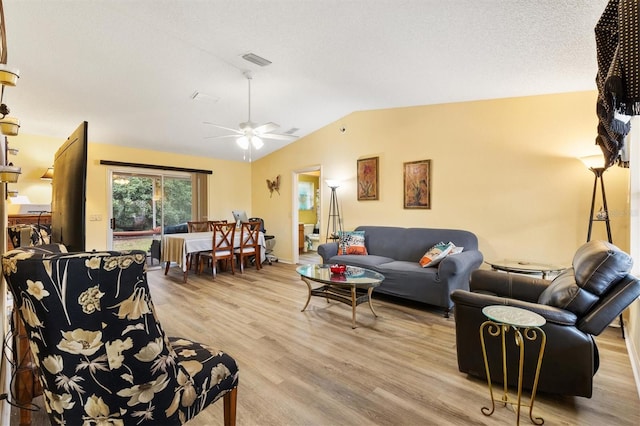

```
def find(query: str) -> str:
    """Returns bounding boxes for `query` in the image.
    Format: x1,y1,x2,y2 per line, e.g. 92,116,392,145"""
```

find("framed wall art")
403,159,431,209
357,156,379,201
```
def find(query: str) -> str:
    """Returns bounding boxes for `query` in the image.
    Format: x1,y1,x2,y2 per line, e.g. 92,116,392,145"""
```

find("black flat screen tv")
51,121,88,252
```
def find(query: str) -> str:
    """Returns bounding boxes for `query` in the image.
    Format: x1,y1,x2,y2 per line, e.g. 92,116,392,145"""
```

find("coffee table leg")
351,287,357,329
367,287,378,317
300,277,312,312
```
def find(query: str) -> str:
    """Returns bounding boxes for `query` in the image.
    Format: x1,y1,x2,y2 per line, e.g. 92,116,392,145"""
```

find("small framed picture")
357,156,379,201
403,159,431,209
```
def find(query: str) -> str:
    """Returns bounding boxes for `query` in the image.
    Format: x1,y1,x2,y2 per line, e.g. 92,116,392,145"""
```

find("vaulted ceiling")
4,0,607,162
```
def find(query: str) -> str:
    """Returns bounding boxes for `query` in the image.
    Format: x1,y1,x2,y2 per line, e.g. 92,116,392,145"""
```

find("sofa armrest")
438,250,483,277
317,242,339,263
470,269,550,303
451,289,578,326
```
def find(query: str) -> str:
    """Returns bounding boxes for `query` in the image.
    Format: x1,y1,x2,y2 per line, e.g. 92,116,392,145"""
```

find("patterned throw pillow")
449,244,464,255
420,241,454,267
338,231,368,255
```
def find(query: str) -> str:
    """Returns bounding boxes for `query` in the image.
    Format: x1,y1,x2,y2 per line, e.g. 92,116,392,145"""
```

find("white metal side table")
480,305,546,425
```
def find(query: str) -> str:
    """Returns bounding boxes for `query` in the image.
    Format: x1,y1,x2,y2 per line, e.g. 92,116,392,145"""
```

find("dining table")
161,231,266,282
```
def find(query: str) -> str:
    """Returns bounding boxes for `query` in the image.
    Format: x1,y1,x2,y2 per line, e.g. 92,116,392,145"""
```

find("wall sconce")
41,167,54,180
0,163,20,182
0,64,19,87
0,116,19,135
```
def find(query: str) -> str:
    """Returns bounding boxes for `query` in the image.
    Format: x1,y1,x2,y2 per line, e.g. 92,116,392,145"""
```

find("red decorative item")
330,264,346,274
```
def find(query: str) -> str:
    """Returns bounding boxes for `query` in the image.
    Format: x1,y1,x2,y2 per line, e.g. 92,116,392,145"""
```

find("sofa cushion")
327,254,394,269
339,230,368,255
419,241,454,267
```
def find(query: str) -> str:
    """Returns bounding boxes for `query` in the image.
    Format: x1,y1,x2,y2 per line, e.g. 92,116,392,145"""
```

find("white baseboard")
626,332,640,399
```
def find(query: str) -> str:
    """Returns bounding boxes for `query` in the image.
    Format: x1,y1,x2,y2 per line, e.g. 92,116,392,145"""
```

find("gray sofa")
317,226,483,316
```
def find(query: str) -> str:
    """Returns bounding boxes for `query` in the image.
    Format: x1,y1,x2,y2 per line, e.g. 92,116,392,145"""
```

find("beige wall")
10,92,631,263
251,90,630,264
7,134,252,250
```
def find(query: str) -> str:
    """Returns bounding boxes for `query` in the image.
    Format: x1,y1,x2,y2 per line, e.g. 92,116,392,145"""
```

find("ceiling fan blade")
261,133,299,141
254,122,280,134
203,122,243,134
204,134,241,140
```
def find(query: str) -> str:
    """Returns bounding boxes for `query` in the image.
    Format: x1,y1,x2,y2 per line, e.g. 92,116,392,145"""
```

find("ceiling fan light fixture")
236,136,249,150
251,136,264,150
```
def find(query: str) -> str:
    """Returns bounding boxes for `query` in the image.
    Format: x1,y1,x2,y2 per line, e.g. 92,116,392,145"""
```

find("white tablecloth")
161,231,266,272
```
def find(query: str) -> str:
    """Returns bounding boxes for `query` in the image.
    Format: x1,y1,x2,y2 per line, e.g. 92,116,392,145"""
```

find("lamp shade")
325,179,340,189
580,155,606,170
41,167,54,180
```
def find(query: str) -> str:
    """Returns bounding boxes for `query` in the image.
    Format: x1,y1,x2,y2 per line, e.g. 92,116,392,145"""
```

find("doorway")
108,169,193,256
293,166,321,265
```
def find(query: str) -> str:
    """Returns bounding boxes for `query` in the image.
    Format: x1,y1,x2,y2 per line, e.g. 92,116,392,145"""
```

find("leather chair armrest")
317,242,339,263
451,289,578,326
470,269,550,302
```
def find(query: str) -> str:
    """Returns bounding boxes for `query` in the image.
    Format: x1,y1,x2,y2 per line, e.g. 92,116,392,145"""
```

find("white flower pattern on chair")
2,246,239,425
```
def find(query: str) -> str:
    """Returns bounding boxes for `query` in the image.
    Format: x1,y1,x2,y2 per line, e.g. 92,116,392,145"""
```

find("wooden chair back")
214,222,236,254
209,219,228,229
236,221,261,272
199,222,237,277
188,221,211,232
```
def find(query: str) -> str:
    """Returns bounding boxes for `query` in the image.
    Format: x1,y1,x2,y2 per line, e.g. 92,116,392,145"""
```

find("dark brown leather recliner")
451,240,640,398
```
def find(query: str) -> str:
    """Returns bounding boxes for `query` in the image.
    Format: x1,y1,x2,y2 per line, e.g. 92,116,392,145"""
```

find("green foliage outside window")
112,176,192,231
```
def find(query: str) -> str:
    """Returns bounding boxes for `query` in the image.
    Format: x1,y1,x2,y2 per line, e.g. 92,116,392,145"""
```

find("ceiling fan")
204,71,298,151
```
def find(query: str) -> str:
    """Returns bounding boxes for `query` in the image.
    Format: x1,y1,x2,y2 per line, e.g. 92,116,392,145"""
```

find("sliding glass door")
109,170,193,253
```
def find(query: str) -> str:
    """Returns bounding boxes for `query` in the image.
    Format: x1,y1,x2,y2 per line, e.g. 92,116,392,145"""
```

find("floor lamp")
325,180,343,242
581,155,623,338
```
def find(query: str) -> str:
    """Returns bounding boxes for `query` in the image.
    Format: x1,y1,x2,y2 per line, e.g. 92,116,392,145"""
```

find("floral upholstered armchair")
1,246,239,425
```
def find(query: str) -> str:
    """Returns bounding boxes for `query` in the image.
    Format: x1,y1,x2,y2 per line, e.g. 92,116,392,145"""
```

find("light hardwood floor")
12,259,640,425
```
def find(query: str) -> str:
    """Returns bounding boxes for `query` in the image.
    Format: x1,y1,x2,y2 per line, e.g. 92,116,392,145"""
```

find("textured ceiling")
3,0,607,162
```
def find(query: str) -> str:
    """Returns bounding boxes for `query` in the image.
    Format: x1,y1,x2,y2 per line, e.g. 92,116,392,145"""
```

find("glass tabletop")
485,259,566,273
482,305,546,328
296,264,385,287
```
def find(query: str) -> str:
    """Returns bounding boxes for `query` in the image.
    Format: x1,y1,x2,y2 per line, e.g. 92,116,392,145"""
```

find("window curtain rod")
99,160,212,175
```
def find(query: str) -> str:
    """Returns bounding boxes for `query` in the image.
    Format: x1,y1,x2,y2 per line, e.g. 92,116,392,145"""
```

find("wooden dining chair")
188,220,211,232
208,219,228,230
235,221,262,273
187,220,212,270
199,222,236,278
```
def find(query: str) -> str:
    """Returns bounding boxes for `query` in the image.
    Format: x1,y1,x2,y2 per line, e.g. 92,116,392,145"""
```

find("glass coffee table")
296,264,385,328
